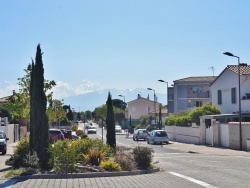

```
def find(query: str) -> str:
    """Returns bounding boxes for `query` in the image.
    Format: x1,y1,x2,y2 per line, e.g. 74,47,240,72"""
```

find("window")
231,87,236,104
146,106,150,112
132,107,136,113
195,101,202,107
218,90,222,105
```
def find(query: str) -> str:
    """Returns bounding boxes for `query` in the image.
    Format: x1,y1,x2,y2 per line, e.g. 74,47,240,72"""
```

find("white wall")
165,126,200,144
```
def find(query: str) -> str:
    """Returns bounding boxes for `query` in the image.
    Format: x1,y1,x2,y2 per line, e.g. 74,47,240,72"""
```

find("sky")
1,0,250,100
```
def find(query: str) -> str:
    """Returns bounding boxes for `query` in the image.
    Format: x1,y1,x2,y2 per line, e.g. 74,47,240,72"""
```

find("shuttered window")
218,90,222,105
231,88,236,104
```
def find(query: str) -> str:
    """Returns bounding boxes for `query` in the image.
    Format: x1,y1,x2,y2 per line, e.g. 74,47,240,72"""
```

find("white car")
87,126,97,134
147,130,169,144
115,125,122,133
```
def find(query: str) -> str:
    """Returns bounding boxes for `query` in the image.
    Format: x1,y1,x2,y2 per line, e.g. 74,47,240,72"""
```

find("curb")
14,168,160,180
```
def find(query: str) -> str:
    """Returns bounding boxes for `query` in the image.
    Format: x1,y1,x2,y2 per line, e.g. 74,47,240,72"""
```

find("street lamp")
223,52,246,150
147,88,158,129
98,116,105,142
158,79,168,108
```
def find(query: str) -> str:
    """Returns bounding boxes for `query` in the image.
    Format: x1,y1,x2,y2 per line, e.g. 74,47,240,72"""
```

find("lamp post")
158,79,168,108
223,52,245,150
98,116,105,142
147,88,158,129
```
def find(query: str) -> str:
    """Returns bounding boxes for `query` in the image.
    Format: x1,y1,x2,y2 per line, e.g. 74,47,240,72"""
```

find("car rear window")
155,131,167,137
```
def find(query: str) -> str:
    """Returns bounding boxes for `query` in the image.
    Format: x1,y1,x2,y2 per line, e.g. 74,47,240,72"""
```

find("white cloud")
51,80,101,99
0,80,101,100
0,81,18,97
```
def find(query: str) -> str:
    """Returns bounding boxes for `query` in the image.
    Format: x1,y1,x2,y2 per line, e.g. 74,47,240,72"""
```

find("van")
133,129,148,141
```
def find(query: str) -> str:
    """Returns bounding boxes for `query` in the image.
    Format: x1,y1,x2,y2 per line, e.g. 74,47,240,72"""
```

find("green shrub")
133,146,153,169
22,151,39,168
114,147,137,171
80,134,88,139
49,140,76,173
6,137,30,167
83,149,106,166
100,158,121,171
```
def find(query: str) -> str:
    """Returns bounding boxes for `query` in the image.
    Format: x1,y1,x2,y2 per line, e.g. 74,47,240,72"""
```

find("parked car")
133,129,148,141
60,129,72,140
72,134,79,140
49,129,65,142
147,130,169,145
0,130,9,155
86,126,97,134
115,125,122,133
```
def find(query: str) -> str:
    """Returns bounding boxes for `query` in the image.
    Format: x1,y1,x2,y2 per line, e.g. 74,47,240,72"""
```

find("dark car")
0,130,9,155
49,129,64,143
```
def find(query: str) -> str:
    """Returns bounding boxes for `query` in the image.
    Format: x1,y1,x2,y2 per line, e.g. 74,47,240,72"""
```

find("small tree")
189,105,221,125
106,92,116,148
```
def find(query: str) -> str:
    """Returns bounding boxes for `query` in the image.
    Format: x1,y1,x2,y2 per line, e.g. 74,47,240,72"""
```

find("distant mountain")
62,88,167,112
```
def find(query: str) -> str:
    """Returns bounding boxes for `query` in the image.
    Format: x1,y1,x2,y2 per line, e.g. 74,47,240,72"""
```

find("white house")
210,65,250,114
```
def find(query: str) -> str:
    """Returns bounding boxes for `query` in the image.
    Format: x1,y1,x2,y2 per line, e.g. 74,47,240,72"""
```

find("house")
210,65,250,114
0,96,10,107
127,94,160,121
173,76,217,113
167,87,174,114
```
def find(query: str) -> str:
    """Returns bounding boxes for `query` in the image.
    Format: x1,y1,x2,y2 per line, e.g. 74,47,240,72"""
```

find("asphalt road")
1,124,250,188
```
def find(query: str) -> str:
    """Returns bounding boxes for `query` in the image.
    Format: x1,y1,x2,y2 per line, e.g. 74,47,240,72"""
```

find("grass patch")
4,168,24,178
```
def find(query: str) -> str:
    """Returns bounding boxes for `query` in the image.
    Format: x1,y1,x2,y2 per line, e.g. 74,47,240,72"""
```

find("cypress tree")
106,92,116,148
29,61,35,153
32,44,50,169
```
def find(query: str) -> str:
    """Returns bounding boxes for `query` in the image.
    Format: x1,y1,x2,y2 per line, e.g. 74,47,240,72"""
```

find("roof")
174,76,217,83
210,65,250,86
227,65,250,75
127,97,159,104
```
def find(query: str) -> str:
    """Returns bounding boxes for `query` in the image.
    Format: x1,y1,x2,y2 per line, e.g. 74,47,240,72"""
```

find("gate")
205,126,213,145
220,124,229,147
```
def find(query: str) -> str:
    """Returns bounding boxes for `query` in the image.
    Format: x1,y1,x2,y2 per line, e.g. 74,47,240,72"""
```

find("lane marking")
169,172,218,188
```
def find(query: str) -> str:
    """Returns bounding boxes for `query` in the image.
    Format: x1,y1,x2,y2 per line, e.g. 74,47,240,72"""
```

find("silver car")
147,130,169,144
133,129,148,141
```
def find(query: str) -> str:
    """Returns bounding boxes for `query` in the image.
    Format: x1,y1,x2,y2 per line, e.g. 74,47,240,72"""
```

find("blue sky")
1,0,250,100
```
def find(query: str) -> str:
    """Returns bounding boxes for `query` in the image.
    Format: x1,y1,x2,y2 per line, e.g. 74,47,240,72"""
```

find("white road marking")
169,172,218,188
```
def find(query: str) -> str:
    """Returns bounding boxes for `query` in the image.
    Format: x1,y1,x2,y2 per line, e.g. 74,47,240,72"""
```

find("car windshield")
155,131,167,137
116,126,121,128
88,126,95,129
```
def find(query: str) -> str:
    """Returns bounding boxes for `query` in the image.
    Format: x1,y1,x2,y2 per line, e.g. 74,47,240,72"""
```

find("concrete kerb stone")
13,168,160,180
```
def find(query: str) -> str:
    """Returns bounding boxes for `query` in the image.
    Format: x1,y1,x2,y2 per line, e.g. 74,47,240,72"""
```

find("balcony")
187,91,209,99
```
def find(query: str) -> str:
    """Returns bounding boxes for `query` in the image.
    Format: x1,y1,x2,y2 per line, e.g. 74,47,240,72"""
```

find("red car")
49,129,64,142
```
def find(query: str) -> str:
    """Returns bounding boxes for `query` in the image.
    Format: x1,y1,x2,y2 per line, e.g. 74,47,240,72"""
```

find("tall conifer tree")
31,44,50,169
106,92,116,148
29,61,35,153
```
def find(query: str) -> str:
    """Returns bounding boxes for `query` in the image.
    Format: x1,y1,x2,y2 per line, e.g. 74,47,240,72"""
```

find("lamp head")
118,94,123,97
158,79,165,82
223,52,234,57
147,88,152,91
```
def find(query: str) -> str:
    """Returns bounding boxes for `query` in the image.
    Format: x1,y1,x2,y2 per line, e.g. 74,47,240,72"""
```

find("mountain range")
62,88,167,112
